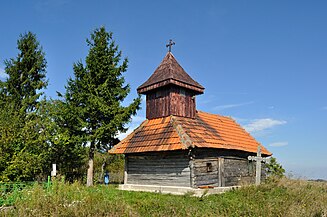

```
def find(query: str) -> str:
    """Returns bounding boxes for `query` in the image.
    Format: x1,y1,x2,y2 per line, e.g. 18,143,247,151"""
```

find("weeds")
1,178,327,216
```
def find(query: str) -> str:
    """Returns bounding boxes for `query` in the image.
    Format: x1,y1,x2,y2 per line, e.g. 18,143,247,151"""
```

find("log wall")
126,151,191,187
125,149,266,188
191,149,263,187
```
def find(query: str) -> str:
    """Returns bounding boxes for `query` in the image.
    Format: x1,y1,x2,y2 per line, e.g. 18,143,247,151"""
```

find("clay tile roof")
109,111,272,156
137,52,204,94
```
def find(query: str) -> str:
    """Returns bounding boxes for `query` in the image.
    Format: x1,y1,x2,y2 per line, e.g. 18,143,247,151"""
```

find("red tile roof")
137,52,204,94
109,111,272,156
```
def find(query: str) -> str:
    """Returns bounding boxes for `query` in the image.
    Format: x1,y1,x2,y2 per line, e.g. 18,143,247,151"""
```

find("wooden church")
109,48,272,194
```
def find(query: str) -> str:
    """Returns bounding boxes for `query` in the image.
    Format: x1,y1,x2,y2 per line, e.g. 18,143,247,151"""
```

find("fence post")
47,176,51,190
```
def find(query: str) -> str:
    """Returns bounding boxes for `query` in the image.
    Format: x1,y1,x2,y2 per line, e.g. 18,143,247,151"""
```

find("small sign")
51,164,57,177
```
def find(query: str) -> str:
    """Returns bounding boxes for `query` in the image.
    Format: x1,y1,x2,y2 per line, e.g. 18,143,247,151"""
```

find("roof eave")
137,78,205,94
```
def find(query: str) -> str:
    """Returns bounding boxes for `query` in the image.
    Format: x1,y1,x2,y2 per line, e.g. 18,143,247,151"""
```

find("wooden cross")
248,146,270,185
166,39,175,52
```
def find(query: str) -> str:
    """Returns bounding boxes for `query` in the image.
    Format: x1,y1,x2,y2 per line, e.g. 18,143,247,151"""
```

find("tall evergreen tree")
0,32,49,181
3,32,47,114
64,27,141,186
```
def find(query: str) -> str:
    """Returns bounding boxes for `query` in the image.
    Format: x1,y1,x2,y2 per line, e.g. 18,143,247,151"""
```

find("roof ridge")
170,116,194,149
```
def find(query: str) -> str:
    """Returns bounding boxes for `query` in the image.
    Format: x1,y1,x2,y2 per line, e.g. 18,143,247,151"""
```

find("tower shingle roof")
137,52,204,94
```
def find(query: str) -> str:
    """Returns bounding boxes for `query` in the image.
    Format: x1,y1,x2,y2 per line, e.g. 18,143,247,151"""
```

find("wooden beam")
124,157,128,184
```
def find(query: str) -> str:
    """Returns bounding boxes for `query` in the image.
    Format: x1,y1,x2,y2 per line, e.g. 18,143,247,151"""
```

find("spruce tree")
0,32,49,181
64,27,141,186
3,32,47,114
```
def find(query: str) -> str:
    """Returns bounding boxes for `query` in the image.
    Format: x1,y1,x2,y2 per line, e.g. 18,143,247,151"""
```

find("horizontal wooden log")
193,158,219,163
128,180,190,187
128,174,190,187
195,174,218,183
194,171,218,176
128,165,190,171
128,169,190,175
194,163,218,169
128,174,190,180
196,181,219,187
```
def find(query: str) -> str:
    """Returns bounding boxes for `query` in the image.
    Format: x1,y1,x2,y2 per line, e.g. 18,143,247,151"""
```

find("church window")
206,162,213,172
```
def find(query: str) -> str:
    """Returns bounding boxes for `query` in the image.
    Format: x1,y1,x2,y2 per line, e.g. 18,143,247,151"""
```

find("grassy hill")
1,178,327,217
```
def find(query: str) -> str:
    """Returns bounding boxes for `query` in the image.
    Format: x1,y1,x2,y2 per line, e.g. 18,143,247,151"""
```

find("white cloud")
269,142,288,147
0,68,8,79
214,101,254,111
243,118,286,133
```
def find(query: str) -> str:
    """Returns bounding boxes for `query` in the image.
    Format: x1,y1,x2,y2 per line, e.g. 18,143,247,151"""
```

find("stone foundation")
118,184,239,197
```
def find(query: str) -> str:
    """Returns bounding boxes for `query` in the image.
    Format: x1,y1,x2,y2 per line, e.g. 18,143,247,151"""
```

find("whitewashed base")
118,184,239,196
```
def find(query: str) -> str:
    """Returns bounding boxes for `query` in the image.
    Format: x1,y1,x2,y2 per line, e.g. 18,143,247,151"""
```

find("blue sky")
1,0,326,179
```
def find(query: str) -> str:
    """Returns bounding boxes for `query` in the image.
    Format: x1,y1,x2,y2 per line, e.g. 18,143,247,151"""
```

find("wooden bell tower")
137,51,204,120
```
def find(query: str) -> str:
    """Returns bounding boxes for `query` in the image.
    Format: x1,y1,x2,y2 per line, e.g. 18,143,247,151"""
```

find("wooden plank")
196,181,219,187
128,174,190,187
124,157,128,184
128,174,190,180
128,164,190,170
218,158,223,187
194,168,218,174
189,159,195,188
195,173,219,181
128,168,190,174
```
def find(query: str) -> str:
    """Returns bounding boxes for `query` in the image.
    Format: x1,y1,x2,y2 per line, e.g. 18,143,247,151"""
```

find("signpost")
51,164,57,177
248,146,270,185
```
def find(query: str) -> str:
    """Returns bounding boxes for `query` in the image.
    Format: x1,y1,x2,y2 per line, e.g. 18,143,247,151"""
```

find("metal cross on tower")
248,145,270,185
166,39,175,52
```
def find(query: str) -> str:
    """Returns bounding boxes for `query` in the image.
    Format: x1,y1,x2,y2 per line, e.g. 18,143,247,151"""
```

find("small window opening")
155,91,163,98
206,162,213,172
180,88,186,97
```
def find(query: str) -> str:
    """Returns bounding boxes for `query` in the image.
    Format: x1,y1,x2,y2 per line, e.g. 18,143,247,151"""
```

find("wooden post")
256,147,261,185
248,146,269,185
124,157,128,184
189,159,195,188
218,158,225,187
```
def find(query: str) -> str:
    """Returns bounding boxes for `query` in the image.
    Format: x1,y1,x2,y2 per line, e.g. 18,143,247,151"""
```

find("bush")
266,157,285,178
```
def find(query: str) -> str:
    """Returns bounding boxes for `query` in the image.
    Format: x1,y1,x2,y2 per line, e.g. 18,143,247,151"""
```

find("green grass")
1,178,327,217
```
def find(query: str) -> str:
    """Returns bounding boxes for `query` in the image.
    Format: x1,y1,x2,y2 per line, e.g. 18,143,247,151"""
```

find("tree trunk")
87,142,95,186
99,161,106,183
